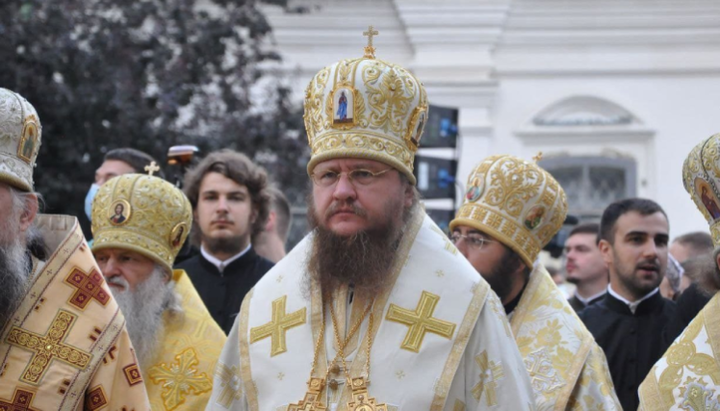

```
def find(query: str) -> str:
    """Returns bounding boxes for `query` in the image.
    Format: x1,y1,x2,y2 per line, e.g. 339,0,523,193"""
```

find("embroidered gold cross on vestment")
250,295,307,356
6,310,92,384
385,291,456,352
472,350,504,406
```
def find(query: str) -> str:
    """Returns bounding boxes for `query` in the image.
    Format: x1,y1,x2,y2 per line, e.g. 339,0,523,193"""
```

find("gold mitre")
450,154,568,267
91,171,192,273
304,27,428,185
682,134,720,247
0,88,42,192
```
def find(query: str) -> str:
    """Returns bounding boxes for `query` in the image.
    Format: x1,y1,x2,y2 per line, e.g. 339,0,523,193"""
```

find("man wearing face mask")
84,148,162,225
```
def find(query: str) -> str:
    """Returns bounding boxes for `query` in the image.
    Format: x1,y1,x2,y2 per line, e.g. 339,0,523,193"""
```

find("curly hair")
183,150,270,243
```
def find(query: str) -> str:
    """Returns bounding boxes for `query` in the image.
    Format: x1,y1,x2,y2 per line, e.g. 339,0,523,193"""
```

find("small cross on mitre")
145,161,160,176
532,152,543,163
363,25,379,58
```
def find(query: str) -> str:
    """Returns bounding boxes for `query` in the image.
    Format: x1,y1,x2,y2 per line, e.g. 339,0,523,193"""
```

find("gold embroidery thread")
249,295,306,357
385,291,456,353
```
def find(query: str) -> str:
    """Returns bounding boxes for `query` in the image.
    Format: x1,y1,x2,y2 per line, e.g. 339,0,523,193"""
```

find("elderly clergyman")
0,88,151,408
91,171,226,410
205,32,535,410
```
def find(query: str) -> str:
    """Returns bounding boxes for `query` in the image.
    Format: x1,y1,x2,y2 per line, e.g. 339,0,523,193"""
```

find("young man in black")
580,198,680,411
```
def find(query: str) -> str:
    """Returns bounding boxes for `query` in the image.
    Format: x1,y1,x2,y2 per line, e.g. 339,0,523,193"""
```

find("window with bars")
539,156,636,220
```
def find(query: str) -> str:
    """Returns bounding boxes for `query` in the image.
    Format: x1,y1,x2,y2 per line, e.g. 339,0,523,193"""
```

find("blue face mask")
84,184,100,221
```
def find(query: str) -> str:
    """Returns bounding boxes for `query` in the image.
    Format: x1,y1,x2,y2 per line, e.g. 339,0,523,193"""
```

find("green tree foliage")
0,0,309,234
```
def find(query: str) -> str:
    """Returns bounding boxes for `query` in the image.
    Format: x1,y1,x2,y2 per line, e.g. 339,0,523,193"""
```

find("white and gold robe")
638,290,720,410
509,265,620,411
0,215,151,410
206,210,535,410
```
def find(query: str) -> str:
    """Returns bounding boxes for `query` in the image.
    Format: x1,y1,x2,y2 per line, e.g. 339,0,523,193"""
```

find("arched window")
540,156,637,220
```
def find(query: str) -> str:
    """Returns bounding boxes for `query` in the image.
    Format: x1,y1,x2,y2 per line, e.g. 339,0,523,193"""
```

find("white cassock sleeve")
206,319,248,411
445,292,536,410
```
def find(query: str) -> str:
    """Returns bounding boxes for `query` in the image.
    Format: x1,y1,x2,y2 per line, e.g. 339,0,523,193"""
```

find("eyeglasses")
311,168,393,187
449,233,496,250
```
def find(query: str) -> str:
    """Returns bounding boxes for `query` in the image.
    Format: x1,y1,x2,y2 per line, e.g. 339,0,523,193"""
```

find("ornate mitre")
450,155,568,267
0,88,42,192
682,134,720,246
304,32,428,185
91,173,192,273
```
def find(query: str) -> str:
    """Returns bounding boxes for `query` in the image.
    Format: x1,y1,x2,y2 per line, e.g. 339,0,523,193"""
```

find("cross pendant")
288,378,328,411
346,377,387,411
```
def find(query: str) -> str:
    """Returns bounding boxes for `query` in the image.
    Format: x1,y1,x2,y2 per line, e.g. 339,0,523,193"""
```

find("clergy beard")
305,195,416,298
107,268,180,367
484,248,527,303
202,233,245,257
0,209,31,330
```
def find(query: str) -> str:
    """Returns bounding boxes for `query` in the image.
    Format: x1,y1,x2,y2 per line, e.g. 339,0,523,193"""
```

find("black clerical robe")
665,281,713,341
175,247,274,334
569,292,606,312
579,291,679,411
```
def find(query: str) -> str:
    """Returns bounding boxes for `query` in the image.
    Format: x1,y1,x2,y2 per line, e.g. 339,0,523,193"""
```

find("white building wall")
265,0,720,238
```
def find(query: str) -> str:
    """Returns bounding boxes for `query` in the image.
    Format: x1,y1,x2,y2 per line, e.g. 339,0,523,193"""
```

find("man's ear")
403,183,415,208
265,210,277,231
598,239,614,266
19,193,38,232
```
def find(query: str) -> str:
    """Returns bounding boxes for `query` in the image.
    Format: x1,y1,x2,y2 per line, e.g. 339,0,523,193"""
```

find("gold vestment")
0,215,151,410
144,269,226,411
510,265,621,410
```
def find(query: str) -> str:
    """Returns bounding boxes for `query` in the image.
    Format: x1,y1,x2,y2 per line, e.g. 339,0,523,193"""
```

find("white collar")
575,290,606,306
607,284,659,315
201,244,252,274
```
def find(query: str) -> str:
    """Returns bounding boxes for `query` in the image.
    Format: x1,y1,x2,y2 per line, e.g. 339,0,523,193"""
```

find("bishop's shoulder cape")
509,265,620,411
206,210,535,410
0,215,150,410
639,290,720,411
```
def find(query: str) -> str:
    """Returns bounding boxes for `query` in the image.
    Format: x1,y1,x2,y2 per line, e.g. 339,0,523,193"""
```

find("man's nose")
332,173,357,202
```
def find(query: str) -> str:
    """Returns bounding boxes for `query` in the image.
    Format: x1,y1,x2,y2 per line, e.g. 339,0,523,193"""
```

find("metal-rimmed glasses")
311,168,393,187
449,233,496,250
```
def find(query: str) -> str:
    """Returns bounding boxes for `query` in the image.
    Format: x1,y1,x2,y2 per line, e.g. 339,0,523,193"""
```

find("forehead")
313,158,389,171
97,160,135,174
94,247,150,260
567,232,597,245
614,211,669,236
199,172,248,193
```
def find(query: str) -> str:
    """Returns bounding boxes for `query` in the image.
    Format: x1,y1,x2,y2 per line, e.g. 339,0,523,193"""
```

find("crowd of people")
2,36,720,411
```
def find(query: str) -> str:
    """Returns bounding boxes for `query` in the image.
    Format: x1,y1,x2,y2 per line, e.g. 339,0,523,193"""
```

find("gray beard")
109,269,177,367
0,233,31,330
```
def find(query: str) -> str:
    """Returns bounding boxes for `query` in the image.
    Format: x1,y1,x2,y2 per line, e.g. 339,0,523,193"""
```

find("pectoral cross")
145,161,160,176
363,25,379,58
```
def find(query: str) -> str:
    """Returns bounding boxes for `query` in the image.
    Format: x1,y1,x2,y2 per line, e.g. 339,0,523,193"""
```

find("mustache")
636,259,661,271
106,275,129,292
325,201,368,220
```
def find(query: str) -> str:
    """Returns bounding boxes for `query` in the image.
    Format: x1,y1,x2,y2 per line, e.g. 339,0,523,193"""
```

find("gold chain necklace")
288,305,327,411
326,298,374,389
329,298,387,411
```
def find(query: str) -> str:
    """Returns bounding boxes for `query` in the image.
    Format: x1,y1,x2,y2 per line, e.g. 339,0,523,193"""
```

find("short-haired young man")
580,198,680,411
565,222,609,312
176,149,274,334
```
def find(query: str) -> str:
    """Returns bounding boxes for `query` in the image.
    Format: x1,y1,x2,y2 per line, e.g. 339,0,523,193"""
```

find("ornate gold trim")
238,289,258,410
429,279,490,410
